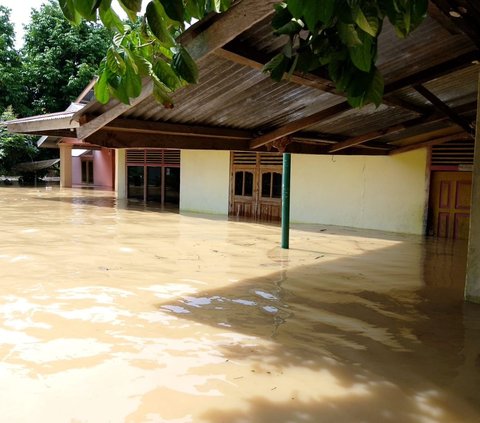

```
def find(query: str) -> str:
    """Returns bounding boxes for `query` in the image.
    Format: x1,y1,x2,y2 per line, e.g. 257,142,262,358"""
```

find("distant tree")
21,0,112,115
0,107,38,176
0,6,25,116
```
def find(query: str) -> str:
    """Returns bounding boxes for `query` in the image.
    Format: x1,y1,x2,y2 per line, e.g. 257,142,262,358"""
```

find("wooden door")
229,152,282,221
429,171,472,239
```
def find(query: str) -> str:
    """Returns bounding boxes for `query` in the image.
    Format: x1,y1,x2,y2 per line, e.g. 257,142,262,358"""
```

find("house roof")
4,0,479,158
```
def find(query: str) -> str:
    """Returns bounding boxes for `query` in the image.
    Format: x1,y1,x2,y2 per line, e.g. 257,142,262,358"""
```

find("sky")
0,0,42,48
0,0,128,49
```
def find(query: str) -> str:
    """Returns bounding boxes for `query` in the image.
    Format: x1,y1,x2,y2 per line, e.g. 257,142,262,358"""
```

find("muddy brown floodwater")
0,187,479,423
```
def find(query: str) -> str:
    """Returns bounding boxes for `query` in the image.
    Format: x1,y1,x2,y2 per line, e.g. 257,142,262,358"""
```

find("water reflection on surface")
0,187,479,422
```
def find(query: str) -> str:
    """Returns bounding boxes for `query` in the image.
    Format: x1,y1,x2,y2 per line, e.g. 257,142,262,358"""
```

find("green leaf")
286,0,302,18
153,80,174,108
365,67,384,107
304,0,336,30
160,0,185,22
153,59,182,90
274,19,303,36
272,3,293,30
94,68,110,104
212,0,222,13
106,47,127,75
185,0,207,20
172,46,198,84
132,52,153,76
220,0,232,12
348,30,374,72
118,0,141,21
99,0,124,32
353,6,379,37
412,0,428,27
118,0,142,13
347,69,371,97
124,64,142,98
59,0,81,24
296,51,320,72
338,23,361,47
263,53,289,82
146,1,176,47
111,85,131,104
72,0,98,20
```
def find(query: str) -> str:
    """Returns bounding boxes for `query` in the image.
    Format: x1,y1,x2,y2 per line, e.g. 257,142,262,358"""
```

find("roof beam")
384,51,480,94
284,142,388,156
180,0,278,63
249,102,351,149
76,80,154,140
214,46,336,93
101,118,253,140
76,0,277,140
389,132,471,155
217,43,427,114
430,0,480,49
328,113,452,153
87,130,250,151
413,84,474,136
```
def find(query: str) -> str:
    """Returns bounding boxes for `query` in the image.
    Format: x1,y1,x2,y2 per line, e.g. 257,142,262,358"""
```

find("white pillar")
115,148,127,199
465,76,480,303
59,144,72,188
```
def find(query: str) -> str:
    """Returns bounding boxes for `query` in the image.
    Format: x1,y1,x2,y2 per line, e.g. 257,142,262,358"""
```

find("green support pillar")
281,153,291,249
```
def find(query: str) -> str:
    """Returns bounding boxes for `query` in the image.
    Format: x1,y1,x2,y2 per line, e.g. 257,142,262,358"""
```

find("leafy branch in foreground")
265,0,428,107
60,0,428,109
60,0,231,108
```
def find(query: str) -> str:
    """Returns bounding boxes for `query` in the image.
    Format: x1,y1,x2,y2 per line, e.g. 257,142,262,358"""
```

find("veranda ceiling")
5,0,479,157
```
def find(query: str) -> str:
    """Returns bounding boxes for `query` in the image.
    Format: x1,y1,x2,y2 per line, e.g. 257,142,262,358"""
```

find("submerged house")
5,1,480,299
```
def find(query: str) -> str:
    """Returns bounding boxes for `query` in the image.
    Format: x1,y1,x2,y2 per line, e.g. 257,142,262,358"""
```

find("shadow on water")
155,239,480,422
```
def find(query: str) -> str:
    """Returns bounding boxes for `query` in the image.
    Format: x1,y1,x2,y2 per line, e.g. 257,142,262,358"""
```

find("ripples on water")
0,187,479,423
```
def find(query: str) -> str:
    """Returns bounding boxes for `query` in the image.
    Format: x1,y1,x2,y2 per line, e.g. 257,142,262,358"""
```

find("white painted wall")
290,149,429,234
180,150,230,214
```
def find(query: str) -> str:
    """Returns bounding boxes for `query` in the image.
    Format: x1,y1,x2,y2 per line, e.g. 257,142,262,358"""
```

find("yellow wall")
291,149,429,234
180,150,230,214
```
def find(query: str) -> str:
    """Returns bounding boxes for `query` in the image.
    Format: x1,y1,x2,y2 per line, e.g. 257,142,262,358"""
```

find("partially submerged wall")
290,149,429,234
180,150,230,214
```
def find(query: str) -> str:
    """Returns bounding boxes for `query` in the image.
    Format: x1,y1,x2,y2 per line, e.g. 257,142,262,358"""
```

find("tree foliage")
21,1,112,115
0,108,38,176
0,6,24,116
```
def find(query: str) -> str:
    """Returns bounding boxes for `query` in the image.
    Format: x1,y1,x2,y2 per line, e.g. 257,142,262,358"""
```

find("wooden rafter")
389,131,471,155
214,46,336,94
249,102,351,149
413,84,474,136
100,118,253,140
216,43,427,114
328,113,455,153
76,81,154,140
384,51,480,94
76,0,278,140
87,130,251,151
430,0,480,49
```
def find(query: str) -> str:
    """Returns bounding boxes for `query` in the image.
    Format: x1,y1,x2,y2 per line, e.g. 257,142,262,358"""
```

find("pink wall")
72,157,82,185
93,149,114,189
70,148,114,189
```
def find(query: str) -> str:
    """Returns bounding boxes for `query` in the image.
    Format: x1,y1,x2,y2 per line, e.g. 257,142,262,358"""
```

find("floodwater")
0,187,479,423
